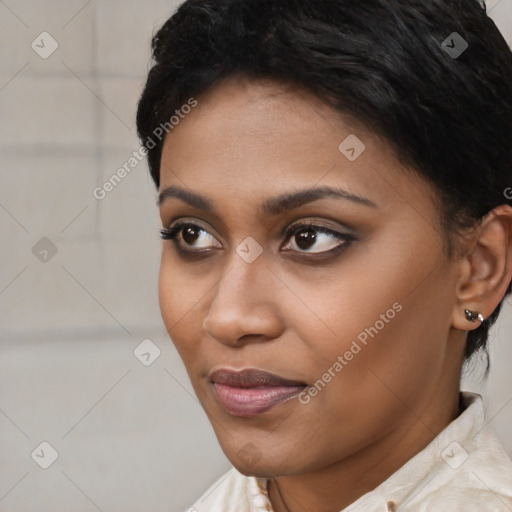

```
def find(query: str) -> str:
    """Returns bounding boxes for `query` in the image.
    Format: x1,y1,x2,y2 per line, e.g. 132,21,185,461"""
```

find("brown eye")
160,222,222,251
282,224,352,255
182,226,201,245
295,229,317,250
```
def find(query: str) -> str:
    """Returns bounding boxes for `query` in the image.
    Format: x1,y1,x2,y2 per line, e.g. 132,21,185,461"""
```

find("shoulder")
419,473,512,512
355,392,512,512
409,394,512,511
426,432,512,510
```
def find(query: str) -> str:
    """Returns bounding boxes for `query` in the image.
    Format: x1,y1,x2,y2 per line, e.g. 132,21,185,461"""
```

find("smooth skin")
157,77,512,512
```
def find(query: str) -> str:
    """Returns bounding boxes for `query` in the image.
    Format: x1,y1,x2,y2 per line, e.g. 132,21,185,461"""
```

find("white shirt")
187,392,512,512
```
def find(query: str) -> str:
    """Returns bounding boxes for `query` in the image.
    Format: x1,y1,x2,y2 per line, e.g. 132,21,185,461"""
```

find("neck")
267,386,462,512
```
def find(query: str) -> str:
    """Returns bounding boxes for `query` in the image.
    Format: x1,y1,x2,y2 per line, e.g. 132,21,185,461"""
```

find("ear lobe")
451,204,512,331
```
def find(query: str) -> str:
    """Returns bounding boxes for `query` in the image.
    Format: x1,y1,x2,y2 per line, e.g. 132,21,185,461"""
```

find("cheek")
293,232,452,390
158,256,179,329
158,254,204,364
292,245,423,352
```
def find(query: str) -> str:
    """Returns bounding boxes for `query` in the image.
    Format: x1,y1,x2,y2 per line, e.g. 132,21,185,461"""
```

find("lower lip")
212,382,306,417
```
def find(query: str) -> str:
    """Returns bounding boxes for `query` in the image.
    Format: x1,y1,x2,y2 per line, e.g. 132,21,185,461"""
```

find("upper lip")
210,368,307,387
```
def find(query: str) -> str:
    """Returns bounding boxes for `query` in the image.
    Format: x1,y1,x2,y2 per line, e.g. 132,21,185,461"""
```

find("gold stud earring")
464,309,485,323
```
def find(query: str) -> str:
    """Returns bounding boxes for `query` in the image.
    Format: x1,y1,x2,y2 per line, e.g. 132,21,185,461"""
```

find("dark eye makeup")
159,219,355,260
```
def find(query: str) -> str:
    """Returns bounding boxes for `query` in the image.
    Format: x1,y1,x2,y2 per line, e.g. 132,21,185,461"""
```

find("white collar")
190,392,512,512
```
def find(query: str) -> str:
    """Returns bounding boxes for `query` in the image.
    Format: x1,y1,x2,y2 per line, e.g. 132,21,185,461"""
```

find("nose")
202,251,284,347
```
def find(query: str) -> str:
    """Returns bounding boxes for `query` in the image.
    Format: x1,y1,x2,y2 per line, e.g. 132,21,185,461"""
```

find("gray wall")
1,1,511,511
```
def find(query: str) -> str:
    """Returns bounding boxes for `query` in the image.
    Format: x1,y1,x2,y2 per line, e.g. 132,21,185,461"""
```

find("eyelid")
165,216,213,230
165,217,223,241
280,217,355,238
280,222,353,253
164,216,351,239
162,218,223,249
162,217,354,257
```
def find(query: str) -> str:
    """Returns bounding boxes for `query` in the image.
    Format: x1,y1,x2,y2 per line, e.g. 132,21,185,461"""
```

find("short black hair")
136,0,512,365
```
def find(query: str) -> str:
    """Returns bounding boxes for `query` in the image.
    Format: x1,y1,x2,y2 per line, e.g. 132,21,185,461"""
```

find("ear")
451,204,512,331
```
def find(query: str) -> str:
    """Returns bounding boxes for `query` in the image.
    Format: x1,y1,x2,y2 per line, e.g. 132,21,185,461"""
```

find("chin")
231,460,286,479
223,445,305,478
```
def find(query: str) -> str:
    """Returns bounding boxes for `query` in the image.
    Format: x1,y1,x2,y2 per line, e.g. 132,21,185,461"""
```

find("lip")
210,368,307,387
210,368,307,417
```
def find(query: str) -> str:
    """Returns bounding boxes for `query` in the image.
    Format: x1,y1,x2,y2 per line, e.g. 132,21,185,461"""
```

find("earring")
464,309,485,323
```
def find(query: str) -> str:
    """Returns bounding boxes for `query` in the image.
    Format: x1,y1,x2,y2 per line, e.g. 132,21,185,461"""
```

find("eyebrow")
157,185,377,214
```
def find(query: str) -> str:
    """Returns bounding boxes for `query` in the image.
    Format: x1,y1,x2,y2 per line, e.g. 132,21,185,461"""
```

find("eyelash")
159,220,354,259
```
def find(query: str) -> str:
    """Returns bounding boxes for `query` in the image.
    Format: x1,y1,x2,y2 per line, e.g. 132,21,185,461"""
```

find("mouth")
209,368,308,417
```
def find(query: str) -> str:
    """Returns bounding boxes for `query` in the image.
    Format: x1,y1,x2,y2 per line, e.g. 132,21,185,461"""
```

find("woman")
136,0,512,510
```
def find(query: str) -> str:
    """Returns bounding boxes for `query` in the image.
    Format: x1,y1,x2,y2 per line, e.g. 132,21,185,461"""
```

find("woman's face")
158,77,465,477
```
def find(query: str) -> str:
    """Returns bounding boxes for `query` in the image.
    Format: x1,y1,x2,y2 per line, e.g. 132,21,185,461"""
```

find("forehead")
159,77,437,222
